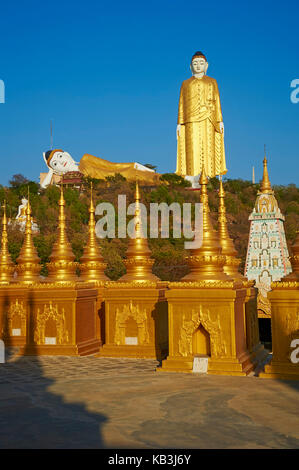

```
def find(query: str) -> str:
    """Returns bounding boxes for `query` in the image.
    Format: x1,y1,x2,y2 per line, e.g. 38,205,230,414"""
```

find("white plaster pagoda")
244,155,292,317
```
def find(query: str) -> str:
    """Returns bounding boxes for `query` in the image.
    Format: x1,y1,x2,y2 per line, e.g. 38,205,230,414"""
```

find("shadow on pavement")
0,343,108,449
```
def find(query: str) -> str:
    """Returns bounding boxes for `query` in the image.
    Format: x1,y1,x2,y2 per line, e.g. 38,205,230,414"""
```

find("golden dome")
254,193,279,214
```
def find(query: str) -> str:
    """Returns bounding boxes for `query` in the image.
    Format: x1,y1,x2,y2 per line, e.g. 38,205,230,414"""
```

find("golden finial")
0,201,15,284
218,178,246,281
260,147,272,194
183,166,229,281
135,180,140,202
134,181,142,238
121,181,158,282
47,182,78,281
79,182,108,282
16,191,41,283
199,164,207,185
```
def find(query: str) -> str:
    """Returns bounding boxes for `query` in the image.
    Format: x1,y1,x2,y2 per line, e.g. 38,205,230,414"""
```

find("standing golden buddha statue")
176,51,227,186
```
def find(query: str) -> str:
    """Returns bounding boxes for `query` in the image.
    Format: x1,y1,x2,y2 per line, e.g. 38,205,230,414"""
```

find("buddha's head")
190,51,208,76
43,149,78,175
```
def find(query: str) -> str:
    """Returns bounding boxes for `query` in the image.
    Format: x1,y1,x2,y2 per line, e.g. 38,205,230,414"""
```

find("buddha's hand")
40,167,54,189
176,124,181,139
219,122,224,135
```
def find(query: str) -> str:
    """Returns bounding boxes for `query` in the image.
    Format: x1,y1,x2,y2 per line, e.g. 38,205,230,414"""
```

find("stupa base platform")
18,338,101,357
260,361,299,380
99,283,168,361
97,343,159,359
0,283,103,357
259,283,299,380
158,351,253,376
4,336,27,348
0,285,28,347
159,283,255,376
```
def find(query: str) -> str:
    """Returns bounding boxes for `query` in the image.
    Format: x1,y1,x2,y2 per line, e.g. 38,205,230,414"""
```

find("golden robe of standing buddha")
176,51,227,182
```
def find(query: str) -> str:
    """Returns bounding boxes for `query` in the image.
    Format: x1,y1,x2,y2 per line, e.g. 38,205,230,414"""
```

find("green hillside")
1,173,298,281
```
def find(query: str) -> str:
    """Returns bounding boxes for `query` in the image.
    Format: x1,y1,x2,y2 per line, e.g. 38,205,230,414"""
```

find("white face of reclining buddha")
49,151,78,175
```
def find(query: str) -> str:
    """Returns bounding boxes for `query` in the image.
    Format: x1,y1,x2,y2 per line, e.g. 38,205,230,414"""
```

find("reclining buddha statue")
40,149,160,188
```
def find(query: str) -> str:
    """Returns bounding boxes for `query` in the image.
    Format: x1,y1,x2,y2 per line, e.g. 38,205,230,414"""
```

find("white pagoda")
244,155,292,317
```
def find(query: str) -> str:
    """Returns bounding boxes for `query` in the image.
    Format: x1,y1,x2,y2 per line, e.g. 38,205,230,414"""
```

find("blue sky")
0,0,298,186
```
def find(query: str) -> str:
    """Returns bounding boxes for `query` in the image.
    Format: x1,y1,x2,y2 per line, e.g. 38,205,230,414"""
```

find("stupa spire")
47,182,78,281
260,148,272,194
0,201,15,284
183,167,229,281
218,178,245,281
79,183,108,281
121,181,158,282
16,190,41,283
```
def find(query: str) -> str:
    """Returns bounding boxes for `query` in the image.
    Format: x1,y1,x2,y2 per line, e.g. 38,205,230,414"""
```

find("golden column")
183,167,229,281
16,193,41,283
79,184,108,282
47,184,78,281
121,181,158,282
0,201,15,284
261,231,299,380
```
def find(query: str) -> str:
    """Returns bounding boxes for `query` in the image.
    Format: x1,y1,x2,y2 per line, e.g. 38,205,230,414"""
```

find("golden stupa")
0,202,15,284
183,167,229,281
16,192,41,283
79,184,108,282
121,182,158,282
218,177,245,281
98,182,167,360
159,169,257,376
47,183,78,281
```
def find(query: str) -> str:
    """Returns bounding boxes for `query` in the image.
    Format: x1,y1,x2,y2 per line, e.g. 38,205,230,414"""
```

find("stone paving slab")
0,349,298,449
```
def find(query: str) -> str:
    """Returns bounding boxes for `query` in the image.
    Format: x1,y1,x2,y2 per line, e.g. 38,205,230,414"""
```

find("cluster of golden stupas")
0,168,298,379
0,164,281,287
0,184,109,285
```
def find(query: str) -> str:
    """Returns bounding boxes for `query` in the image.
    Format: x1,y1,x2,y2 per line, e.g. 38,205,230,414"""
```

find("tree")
9,174,29,188
105,173,126,183
160,173,191,188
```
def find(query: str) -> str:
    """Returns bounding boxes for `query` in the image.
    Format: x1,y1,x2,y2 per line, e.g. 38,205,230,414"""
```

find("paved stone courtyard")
0,349,299,449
